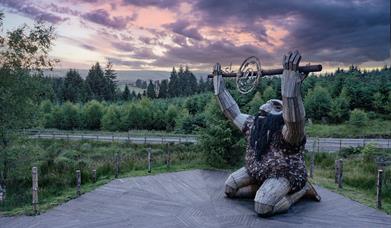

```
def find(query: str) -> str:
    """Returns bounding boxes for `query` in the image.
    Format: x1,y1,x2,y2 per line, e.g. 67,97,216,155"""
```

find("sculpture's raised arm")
281,50,306,145
213,63,250,131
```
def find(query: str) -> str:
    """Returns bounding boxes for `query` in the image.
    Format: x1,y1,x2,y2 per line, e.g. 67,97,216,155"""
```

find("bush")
304,86,332,121
199,99,245,168
349,109,368,127
84,100,104,130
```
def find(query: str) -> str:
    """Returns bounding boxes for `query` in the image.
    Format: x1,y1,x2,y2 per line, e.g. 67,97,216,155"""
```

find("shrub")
349,109,368,127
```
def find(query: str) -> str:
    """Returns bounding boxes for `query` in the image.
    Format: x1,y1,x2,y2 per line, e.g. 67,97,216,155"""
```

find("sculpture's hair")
250,113,285,161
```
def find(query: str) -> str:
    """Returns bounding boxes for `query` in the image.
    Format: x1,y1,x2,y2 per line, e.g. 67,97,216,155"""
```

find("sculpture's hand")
281,50,305,98
213,63,223,95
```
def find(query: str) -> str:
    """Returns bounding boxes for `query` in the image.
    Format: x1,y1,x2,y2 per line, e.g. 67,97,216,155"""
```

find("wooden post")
377,169,383,209
147,147,152,173
115,152,120,178
339,139,342,151
310,139,315,178
76,170,81,196
0,184,4,203
92,169,96,183
166,143,170,169
335,159,343,188
32,167,39,215
317,137,320,153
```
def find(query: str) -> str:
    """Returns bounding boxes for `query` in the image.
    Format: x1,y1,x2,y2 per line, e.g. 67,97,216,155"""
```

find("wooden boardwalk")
1,170,390,228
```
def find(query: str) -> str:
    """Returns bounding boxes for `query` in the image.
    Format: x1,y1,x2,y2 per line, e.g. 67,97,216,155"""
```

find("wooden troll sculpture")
212,50,321,217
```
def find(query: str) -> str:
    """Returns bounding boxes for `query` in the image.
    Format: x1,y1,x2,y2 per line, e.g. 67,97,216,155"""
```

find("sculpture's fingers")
289,51,298,70
292,51,301,72
284,51,292,70
282,54,287,69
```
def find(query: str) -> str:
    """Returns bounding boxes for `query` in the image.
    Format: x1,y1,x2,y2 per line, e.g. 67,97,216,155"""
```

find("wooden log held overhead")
207,64,322,78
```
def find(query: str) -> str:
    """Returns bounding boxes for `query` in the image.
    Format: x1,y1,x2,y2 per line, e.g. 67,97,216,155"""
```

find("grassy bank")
306,147,391,214
0,138,205,215
306,119,391,138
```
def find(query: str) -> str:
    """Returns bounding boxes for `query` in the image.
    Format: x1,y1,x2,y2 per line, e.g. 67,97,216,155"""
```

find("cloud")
122,0,180,8
112,41,134,52
0,0,66,23
153,40,275,68
82,9,130,30
166,20,203,40
193,0,389,64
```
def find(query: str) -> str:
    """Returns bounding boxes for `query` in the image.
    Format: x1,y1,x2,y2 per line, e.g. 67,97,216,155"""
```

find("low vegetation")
306,145,391,214
0,138,203,215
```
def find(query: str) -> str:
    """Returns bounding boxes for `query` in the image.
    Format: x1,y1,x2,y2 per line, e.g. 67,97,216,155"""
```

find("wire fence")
0,142,201,214
19,129,391,152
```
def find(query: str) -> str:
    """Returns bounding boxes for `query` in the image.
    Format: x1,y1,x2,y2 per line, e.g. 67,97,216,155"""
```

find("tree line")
47,65,212,104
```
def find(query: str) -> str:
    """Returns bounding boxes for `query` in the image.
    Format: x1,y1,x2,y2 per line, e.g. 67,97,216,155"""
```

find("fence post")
339,139,342,151
32,167,39,215
377,169,383,209
115,152,120,178
147,147,152,173
76,170,81,196
310,139,315,178
0,184,4,203
317,137,320,153
335,159,343,188
166,143,170,169
92,169,97,183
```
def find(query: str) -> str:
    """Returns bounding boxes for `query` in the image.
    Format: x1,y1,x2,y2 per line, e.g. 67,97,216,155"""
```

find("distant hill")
44,69,209,83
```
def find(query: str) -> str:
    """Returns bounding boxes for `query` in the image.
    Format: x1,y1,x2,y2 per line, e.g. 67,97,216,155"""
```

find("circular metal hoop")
236,56,261,94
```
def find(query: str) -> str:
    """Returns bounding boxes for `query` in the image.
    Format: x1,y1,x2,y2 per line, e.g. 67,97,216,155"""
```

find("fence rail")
20,129,391,152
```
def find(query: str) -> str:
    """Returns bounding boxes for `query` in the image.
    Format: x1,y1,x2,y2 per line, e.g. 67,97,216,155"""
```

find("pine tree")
147,80,156,99
63,69,84,102
158,79,169,98
85,62,106,101
131,91,137,100
104,62,117,101
168,67,178,97
122,85,131,101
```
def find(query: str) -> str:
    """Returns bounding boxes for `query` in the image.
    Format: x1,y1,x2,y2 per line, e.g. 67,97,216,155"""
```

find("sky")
0,0,390,72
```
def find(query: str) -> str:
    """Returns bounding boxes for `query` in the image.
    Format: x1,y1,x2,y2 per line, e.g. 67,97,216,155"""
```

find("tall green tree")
122,85,131,101
168,67,178,97
62,69,84,102
0,12,57,193
85,62,106,101
146,80,156,99
158,79,169,98
104,62,117,101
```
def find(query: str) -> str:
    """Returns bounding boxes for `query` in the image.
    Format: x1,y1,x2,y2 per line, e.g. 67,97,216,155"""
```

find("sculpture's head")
258,99,283,117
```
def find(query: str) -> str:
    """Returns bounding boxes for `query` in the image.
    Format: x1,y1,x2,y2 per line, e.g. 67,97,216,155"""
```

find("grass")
306,149,391,214
306,119,391,138
1,162,211,216
2,138,390,216
0,138,205,216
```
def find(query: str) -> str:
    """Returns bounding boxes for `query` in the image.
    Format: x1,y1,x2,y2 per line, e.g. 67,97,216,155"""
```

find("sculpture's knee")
224,175,237,198
254,202,273,217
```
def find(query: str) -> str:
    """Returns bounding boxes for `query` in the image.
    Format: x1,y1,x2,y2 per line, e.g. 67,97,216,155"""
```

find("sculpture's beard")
250,113,284,161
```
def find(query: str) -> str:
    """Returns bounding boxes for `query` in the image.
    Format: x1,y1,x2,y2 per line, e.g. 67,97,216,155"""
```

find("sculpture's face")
259,99,283,116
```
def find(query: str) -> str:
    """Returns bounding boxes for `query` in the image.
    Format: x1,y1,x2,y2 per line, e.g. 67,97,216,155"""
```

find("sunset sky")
0,0,389,72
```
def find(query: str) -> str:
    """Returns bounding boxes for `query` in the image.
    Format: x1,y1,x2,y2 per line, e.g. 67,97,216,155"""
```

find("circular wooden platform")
1,169,391,227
